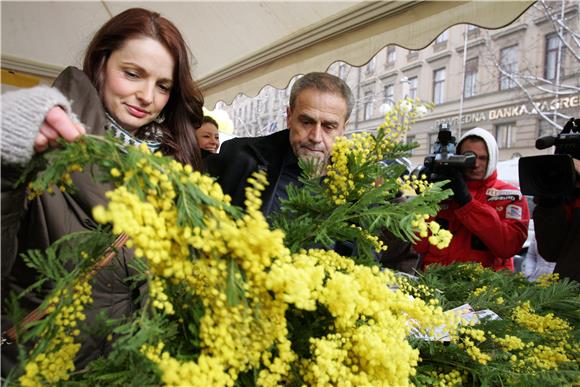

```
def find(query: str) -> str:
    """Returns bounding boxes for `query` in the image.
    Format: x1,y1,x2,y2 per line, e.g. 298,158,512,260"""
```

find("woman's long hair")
83,8,203,169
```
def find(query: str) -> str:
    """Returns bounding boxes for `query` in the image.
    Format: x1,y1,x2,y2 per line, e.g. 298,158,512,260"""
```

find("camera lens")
519,155,576,196
461,151,476,169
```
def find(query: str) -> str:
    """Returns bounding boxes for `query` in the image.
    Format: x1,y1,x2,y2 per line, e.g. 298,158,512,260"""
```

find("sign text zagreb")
436,94,579,127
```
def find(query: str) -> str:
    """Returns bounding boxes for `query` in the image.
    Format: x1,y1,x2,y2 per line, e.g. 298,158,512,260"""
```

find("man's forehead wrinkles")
299,111,338,122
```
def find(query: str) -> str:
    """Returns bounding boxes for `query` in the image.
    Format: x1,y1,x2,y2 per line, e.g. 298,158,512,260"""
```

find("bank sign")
435,95,579,127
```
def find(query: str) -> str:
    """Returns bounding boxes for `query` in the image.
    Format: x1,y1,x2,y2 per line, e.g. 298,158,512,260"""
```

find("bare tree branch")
514,73,580,94
537,0,580,61
495,63,571,130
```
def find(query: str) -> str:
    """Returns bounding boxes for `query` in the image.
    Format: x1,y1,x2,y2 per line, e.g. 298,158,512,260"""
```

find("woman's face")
196,123,220,153
102,37,174,132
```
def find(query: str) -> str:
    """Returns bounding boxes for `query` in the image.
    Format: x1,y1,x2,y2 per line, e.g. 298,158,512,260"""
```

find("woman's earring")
154,113,165,124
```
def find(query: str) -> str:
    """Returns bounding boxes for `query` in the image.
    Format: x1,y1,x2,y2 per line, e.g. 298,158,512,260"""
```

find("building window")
499,45,518,90
408,76,418,99
384,84,394,107
545,33,563,80
365,57,376,75
338,62,347,79
464,58,478,98
407,50,419,62
435,29,449,44
434,29,448,52
466,24,480,39
386,46,396,65
363,91,374,120
433,68,446,105
406,135,416,155
495,122,516,148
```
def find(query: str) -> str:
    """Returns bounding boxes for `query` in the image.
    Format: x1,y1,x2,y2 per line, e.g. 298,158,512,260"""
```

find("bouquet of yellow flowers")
6,99,578,386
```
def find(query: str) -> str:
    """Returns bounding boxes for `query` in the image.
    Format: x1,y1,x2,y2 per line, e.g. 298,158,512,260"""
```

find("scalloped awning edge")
201,1,535,107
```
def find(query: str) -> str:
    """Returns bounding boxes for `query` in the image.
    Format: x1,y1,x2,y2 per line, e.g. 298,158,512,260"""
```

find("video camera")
519,117,580,197
417,123,476,181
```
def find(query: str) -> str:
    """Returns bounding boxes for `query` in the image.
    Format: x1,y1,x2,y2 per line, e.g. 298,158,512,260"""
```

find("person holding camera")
415,127,529,271
533,118,580,282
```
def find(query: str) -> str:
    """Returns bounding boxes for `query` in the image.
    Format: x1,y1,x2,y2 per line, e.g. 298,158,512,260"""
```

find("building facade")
223,1,579,166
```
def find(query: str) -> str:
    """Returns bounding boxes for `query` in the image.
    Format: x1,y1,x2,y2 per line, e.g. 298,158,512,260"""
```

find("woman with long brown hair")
1,8,203,374
82,8,203,167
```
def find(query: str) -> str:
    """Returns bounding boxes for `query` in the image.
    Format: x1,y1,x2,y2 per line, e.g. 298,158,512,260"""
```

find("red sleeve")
454,195,529,259
412,233,430,254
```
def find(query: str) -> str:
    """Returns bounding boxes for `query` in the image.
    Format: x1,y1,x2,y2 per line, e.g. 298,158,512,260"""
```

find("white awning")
1,1,534,107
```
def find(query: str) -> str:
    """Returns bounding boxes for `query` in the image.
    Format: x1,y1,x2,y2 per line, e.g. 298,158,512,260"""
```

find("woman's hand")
34,106,86,153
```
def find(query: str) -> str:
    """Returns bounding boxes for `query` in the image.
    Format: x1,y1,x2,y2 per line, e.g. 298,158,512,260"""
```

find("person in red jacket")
415,127,529,271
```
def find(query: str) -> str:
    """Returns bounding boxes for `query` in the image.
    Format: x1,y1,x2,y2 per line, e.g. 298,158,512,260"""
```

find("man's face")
460,138,489,180
287,88,348,168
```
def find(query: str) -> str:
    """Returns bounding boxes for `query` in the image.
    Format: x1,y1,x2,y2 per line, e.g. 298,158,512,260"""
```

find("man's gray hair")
289,72,354,121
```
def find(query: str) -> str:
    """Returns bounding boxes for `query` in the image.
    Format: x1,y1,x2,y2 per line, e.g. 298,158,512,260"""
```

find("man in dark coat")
533,117,580,283
205,72,353,217
206,72,420,272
